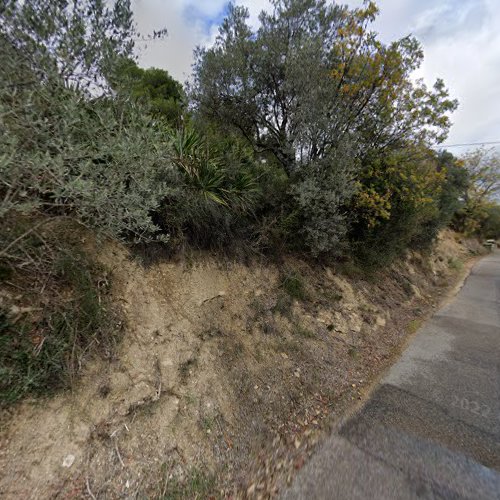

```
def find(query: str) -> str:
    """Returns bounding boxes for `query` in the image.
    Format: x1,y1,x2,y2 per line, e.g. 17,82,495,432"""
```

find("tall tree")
191,0,457,175
454,148,500,234
112,59,184,124
0,0,144,93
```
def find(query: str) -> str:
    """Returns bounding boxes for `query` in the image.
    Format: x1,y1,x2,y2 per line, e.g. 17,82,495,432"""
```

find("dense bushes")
0,81,175,242
2,0,495,261
191,0,457,257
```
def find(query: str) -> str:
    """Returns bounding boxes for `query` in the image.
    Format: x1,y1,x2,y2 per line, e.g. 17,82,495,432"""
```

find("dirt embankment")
0,231,484,498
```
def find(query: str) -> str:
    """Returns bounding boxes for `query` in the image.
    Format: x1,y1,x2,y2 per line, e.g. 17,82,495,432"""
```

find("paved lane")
282,253,500,500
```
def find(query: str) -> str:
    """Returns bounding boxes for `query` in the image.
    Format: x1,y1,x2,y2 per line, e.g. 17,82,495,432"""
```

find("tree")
0,0,175,242
113,59,185,124
480,204,500,239
191,0,457,176
0,0,138,94
454,148,500,235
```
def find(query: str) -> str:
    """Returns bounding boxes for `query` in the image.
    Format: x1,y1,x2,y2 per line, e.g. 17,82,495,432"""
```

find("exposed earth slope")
0,232,484,498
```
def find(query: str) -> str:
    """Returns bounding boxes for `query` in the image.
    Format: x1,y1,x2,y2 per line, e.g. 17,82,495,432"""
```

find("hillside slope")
0,231,483,498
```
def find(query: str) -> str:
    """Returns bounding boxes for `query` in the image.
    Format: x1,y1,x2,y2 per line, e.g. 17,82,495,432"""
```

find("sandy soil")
0,231,483,498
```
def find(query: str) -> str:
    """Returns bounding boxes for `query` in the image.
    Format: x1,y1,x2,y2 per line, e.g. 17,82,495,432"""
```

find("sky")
132,0,500,150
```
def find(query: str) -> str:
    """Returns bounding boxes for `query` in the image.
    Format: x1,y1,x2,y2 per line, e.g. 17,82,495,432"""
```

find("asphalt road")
282,252,500,500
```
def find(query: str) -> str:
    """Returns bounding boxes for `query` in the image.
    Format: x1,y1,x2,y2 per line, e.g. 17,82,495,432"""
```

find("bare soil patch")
0,231,483,498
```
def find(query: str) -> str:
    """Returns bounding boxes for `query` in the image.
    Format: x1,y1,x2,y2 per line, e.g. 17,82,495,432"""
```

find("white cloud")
133,0,500,148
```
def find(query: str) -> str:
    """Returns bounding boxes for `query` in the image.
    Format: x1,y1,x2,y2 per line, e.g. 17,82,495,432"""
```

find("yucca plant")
168,127,259,211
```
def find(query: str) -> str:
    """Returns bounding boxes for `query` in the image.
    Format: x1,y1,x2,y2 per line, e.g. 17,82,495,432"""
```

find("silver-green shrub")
0,1,173,242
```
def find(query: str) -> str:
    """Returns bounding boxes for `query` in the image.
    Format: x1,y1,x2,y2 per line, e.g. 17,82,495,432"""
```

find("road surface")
282,252,500,499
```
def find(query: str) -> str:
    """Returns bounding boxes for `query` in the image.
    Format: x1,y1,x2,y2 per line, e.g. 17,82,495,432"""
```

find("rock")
62,454,75,468
409,284,422,298
375,316,386,327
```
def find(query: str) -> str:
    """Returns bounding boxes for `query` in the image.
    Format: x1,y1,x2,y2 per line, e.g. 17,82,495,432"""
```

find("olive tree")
190,0,457,255
191,0,457,175
0,0,174,243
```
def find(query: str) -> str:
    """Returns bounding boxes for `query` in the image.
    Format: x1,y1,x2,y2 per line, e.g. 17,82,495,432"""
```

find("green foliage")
290,146,359,255
158,468,216,500
480,205,500,239
192,1,455,173
191,0,456,256
281,272,307,301
156,126,260,248
350,147,468,267
453,148,500,236
113,58,184,124
0,0,474,290
448,257,463,271
0,245,112,406
1,0,137,94
0,80,173,242
0,1,174,243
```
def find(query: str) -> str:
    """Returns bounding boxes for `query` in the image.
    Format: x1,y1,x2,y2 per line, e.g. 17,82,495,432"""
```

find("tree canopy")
191,0,457,175
113,59,185,124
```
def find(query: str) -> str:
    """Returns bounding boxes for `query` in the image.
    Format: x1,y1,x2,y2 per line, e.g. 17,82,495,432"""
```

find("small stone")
280,352,289,359
375,316,386,327
62,454,75,468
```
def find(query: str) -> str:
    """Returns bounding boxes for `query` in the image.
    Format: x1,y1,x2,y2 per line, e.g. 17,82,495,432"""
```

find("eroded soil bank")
0,231,483,498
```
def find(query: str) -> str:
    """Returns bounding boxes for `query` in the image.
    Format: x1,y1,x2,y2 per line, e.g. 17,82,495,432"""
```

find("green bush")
156,127,260,248
290,148,358,256
0,245,113,406
281,272,308,301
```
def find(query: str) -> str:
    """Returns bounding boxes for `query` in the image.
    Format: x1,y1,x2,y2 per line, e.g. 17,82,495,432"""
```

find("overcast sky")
132,0,500,150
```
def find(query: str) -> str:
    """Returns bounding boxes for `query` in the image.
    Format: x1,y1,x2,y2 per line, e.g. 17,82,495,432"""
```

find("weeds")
0,217,116,406
159,467,216,500
280,272,308,301
407,319,422,334
323,289,343,302
293,324,315,339
201,416,215,432
448,258,463,271
179,358,197,383
272,293,293,316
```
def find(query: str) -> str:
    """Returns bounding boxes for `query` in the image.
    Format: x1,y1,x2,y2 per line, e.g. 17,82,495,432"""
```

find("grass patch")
280,272,308,301
0,219,116,406
447,257,463,271
324,289,343,302
159,467,216,500
293,324,315,339
407,319,422,334
337,261,365,279
201,416,215,432
272,293,293,316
